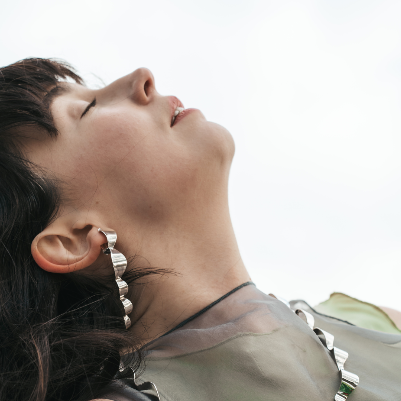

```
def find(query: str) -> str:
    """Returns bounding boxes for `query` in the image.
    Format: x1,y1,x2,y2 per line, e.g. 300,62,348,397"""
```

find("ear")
31,221,109,274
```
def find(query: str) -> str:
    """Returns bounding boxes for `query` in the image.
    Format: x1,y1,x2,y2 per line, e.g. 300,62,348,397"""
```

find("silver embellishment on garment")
118,365,161,401
273,296,359,400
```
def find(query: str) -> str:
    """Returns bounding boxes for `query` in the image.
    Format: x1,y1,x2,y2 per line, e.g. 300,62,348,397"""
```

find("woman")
0,58,400,401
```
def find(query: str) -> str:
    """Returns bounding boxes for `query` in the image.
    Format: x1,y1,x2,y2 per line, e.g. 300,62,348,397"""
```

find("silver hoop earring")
98,228,133,329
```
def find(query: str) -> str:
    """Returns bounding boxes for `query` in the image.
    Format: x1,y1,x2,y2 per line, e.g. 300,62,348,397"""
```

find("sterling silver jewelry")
98,228,133,329
271,295,359,400
295,308,359,400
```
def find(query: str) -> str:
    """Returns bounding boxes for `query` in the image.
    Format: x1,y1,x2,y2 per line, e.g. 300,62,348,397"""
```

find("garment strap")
161,281,255,338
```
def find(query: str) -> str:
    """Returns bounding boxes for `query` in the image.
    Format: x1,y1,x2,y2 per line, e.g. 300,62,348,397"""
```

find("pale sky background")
1,0,401,308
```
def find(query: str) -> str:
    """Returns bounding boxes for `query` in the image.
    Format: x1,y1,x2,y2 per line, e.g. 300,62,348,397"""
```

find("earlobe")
31,225,107,274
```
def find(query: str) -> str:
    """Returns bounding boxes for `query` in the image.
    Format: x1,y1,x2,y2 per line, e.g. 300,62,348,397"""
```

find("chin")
207,121,236,165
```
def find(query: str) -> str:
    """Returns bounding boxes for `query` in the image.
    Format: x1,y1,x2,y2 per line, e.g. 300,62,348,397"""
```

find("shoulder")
379,306,401,330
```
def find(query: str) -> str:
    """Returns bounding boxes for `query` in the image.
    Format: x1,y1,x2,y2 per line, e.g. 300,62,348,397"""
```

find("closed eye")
80,98,97,119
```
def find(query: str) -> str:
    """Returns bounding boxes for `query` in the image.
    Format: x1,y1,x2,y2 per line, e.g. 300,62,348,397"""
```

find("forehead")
51,82,90,103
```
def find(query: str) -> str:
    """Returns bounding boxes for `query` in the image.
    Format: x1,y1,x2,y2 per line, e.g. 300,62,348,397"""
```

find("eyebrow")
43,85,71,109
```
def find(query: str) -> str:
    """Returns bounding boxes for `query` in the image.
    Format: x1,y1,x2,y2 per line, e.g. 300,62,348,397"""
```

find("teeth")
174,107,184,116
172,107,184,125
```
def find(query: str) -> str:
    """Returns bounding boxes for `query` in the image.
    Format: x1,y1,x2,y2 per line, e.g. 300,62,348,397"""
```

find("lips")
168,96,184,126
172,108,198,126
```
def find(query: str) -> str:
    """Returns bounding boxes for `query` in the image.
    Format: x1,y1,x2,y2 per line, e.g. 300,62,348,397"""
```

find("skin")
23,68,401,401
26,67,251,345
379,306,401,330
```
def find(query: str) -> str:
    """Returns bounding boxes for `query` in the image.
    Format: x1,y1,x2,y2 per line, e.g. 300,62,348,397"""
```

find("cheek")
117,138,198,199
43,111,158,202
82,111,149,165
114,123,234,219
40,107,234,222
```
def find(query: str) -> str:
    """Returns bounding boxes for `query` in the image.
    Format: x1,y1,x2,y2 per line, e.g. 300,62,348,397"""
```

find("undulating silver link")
313,327,334,351
98,228,132,329
123,315,131,328
292,306,359,400
122,297,133,315
116,277,129,297
133,373,161,401
335,369,359,400
335,393,347,401
268,293,291,308
100,230,117,249
295,308,315,330
333,347,349,371
110,248,128,278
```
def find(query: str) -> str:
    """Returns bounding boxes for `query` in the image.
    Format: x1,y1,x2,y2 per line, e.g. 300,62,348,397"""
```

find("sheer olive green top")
102,285,401,401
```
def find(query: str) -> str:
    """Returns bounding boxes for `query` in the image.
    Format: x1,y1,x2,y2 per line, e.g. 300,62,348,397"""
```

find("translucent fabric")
101,285,401,401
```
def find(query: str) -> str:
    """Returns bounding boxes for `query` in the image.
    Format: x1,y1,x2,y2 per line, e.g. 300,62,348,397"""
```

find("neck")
115,199,251,345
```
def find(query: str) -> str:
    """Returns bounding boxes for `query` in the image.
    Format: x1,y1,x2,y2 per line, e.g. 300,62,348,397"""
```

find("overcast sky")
2,0,401,308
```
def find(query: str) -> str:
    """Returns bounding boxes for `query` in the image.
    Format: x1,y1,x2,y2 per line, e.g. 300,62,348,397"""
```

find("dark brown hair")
0,58,150,401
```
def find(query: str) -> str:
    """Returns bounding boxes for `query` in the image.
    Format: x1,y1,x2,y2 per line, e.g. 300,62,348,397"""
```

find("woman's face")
25,68,235,227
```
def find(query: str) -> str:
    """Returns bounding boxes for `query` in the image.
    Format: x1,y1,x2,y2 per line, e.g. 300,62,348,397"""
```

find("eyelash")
81,98,97,118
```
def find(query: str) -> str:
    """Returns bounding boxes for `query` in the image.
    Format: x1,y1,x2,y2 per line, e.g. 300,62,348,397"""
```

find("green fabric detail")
314,292,401,334
339,381,354,396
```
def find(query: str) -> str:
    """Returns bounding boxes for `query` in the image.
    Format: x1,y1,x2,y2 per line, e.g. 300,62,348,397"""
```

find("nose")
129,67,156,105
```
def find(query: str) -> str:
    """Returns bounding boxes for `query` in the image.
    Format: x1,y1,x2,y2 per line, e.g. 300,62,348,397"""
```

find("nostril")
144,79,151,97
131,68,155,103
